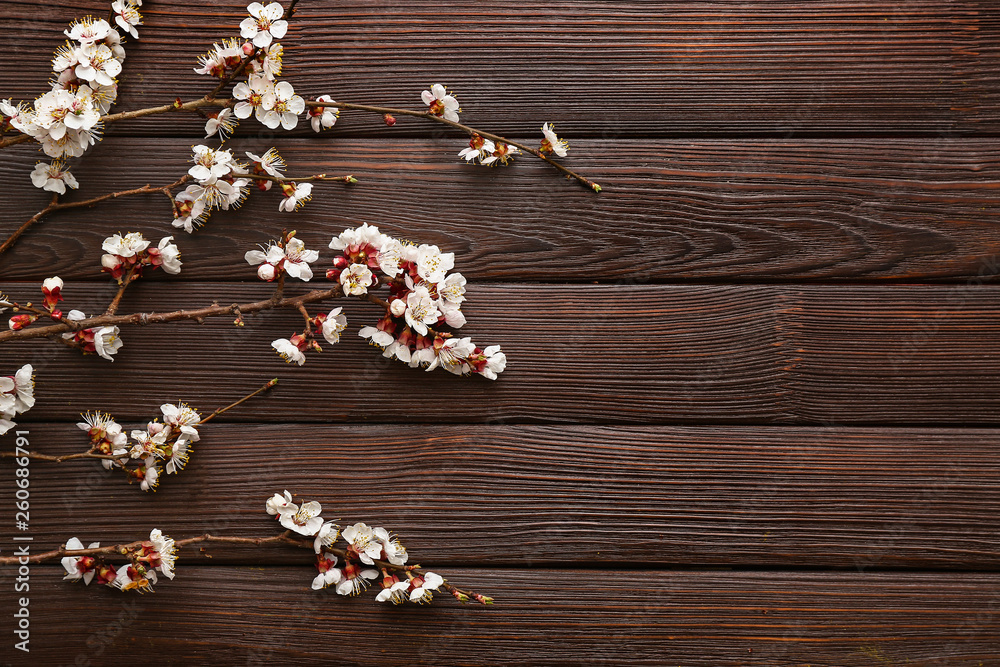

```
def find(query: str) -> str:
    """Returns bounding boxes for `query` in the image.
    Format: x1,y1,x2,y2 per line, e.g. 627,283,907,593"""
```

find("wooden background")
2,1,1000,664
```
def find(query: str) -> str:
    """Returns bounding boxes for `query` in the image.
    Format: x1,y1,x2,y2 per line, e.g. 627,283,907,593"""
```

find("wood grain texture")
3,1,999,137
3,137,1000,281
2,283,999,425
4,424,1000,568
4,567,1000,665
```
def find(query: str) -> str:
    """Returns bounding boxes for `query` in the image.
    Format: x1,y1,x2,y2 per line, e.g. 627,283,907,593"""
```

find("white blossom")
321,307,347,344
416,244,455,283
65,17,111,45
421,84,459,123
277,181,312,212
149,529,177,579
540,122,569,157
335,567,379,596
154,236,182,274
94,325,123,361
341,523,382,565
309,94,338,132
313,522,341,553
188,144,235,183
255,42,283,80
438,272,467,304
339,263,374,296
74,44,123,86
102,231,149,258
61,537,101,584
272,338,306,365
358,325,393,347
329,223,387,253
204,108,237,140
233,74,275,122
376,579,411,604
374,527,408,566
245,147,285,190
266,490,295,516
479,345,507,380
279,500,324,536
111,1,143,39
404,285,441,336
262,80,304,130
409,572,444,604
171,185,209,233
240,2,288,48
30,160,79,194
311,554,341,590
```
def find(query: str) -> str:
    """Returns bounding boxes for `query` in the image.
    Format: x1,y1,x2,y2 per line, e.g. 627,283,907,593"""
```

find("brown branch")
309,100,601,193
104,262,142,316
0,526,493,602
0,379,275,464
0,175,192,257
0,287,342,343
233,172,356,184
0,448,122,463
198,378,278,425
0,531,309,566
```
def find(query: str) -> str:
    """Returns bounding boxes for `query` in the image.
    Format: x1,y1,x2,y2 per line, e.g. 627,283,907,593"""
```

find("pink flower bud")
257,264,277,281
242,42,255,56
383,114,396,126
8,314,36,331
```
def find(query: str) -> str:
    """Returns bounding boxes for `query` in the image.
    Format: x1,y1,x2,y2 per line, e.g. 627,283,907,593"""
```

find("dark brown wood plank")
4,1,999,136
4,137,1000,282
3,283,1000,425
6,567,1000,665
1,282,789,424
4,424,1000,568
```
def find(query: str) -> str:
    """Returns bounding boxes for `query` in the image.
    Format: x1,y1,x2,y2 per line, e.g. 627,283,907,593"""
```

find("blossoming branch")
2,225,506,379
0,0,599,255
0,379,276,492
0,491,493,605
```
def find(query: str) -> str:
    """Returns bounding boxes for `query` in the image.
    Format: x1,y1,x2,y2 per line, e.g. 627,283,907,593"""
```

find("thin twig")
0,379,277,462
233,172,356,184
309,100,601,192
104,263,142,316
198,378,278,425
0,287,343,343
0,175,191,256
0,528,494,602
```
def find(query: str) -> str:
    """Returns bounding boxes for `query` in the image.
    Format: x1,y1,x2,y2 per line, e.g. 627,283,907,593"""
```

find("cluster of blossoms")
1,3,141,192
3,276,121,360
335,224,506,378
0,365,34,436
194,2,336,138
244,226,506,378
62,529,176,592
77,403,202,492
266,491,448,603
171,145,250,232
172,146,331,233
6,234,180,361
101,231,182,281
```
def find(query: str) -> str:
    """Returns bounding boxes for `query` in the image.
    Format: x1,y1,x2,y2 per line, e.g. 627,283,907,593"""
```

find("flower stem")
104,263,142,316
231,172,357,184
0,287,342,343
198,378,279,425
309,100,602,192
0,175,192,257
0,379,277,462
